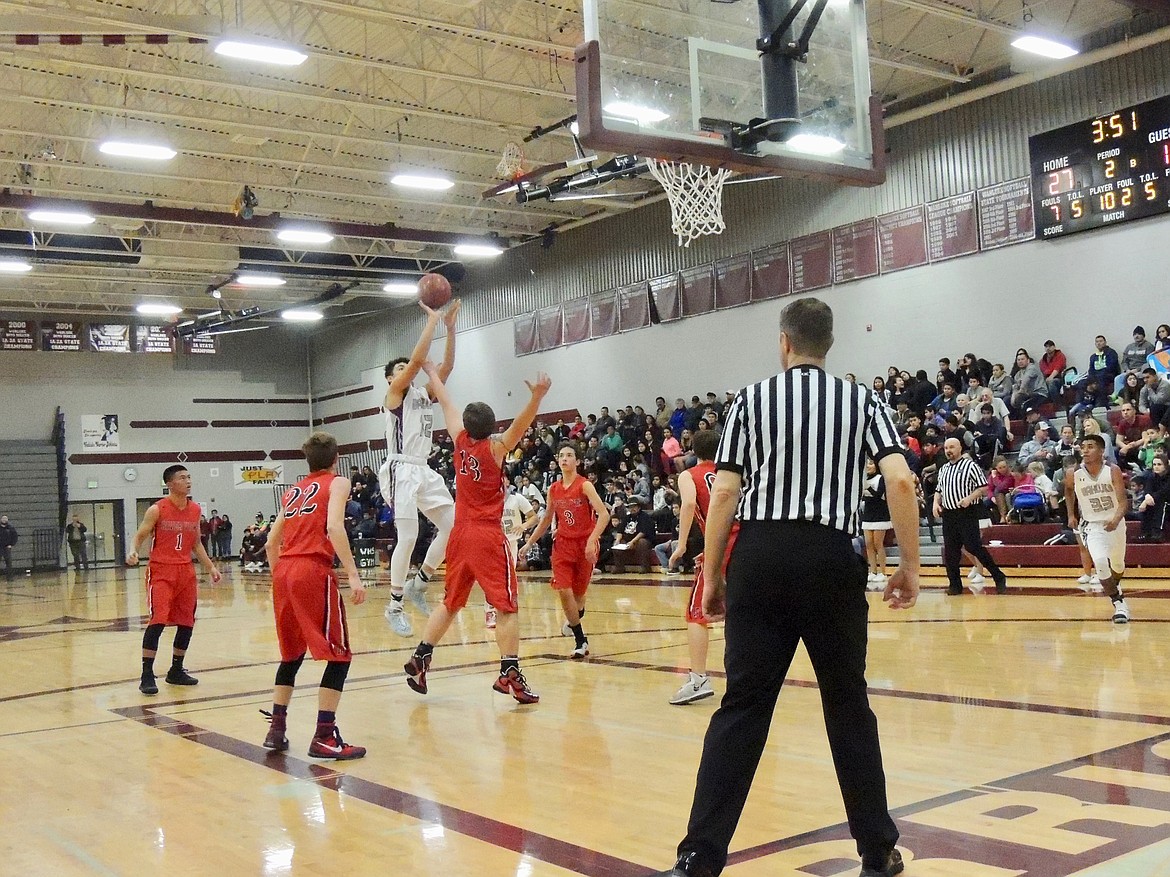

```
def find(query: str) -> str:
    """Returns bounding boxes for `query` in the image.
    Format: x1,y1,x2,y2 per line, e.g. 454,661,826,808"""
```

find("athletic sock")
578,608,585,619
390,592,404,608
570,623,585,646
416,569,431,584
315,710,336,738
415,642,434,660
170,655,185,673
501,657,519,675
142,658,154,676
272,703,288,717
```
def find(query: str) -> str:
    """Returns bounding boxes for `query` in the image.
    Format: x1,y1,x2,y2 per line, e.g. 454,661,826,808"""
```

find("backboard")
576,0,884,185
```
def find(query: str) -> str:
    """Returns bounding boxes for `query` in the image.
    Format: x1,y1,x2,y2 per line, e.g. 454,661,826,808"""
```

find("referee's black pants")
941,506,1005,592
677,521,899,874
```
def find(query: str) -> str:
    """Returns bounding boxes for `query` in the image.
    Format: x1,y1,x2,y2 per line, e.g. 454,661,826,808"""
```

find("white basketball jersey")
502,492,534,545
1074,464,1118,523
385,384,434,459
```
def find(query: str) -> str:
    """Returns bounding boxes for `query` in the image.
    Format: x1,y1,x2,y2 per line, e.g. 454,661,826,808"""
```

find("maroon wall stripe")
321,406,380,425
69,451,267,465
210,419,309,428
268,449,308,461
314,385,375,403
129,420,209,429
192,397,307,405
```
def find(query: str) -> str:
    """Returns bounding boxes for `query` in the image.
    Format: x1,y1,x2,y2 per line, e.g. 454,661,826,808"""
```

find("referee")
933,437,1008,595
661,298,919,877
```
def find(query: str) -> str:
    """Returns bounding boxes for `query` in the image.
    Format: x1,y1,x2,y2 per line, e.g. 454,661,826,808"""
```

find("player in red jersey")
260,432,367,760
668,429,737,705
126,465,221,695
519,442,610,659
403,360,551,703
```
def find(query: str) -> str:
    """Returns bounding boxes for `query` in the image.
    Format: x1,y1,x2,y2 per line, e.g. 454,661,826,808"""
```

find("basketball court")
4,565,1170,876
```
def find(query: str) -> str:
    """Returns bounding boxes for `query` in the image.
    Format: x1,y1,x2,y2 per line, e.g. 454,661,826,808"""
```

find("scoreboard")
1029,93,1170,239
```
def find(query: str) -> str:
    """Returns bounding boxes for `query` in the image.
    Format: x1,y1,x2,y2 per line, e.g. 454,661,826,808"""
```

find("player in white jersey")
484,487,537,628
1066,433,1131,624
379,300,460,637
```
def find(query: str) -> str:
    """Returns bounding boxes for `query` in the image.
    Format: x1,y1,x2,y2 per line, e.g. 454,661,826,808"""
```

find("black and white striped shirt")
715,365,904,534
936,455,987,510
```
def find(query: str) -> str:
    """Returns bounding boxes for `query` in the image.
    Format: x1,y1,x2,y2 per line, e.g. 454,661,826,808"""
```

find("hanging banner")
0,320,37,351
81,414,120,451
41,321,84,351
235,462,284,489
88,323,132,353
136,325,176,353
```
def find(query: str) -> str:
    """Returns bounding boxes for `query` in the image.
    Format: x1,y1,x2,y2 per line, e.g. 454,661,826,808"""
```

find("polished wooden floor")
3,562,1170,876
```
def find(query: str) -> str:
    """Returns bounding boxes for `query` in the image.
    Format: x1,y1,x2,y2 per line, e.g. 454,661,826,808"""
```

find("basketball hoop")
646,158,732,247
496,141,525,179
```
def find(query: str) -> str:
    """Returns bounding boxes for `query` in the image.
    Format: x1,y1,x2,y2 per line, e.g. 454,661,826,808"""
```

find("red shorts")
443,524,518,614
146,563,197,627
686,531,738,627
550,538,593,599
273,557,352,662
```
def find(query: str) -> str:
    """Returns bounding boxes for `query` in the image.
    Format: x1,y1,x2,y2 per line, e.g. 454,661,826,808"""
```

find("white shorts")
378,459,453,519
1080,521,1127,578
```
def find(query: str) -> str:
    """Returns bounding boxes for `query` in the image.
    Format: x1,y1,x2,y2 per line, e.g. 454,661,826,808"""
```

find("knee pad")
173,625,193,652
320,660,350,692
142,623,165,652
275,654,305,687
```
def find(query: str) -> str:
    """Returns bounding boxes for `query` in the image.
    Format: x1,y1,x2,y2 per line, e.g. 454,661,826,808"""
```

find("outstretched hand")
419,301,439,320
420,359,439,378
443,298,462,329
525,372,552,398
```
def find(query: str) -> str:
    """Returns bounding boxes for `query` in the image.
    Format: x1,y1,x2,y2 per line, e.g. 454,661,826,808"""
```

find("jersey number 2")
283,482,321,517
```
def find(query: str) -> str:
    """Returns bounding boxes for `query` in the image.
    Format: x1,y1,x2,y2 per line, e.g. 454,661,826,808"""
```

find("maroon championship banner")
535,304,564,351
714,254,751,309
512,312,537,357
41,321,84,351
617,282,650,332
978,177,1035,250
561,297,590,346
0,319,37,351
750,242,790,301
877,206,929,273
679,264,715,317
589,289,618,340
790,231,833,293
649,273,681,322
926,192,979,262
831,219,879,284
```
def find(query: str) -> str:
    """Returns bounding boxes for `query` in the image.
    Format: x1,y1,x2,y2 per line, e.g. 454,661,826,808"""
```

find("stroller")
1008,489,1047,524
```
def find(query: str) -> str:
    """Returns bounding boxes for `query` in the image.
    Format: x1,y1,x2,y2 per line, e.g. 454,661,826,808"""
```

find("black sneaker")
652,852,716,877
139,674,158,695
995,578,1008,594
165,668,199,686
946,586,963,595
860,848,904,877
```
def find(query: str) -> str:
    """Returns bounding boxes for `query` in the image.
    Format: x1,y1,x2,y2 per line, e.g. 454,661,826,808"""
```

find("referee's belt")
386,454,428,466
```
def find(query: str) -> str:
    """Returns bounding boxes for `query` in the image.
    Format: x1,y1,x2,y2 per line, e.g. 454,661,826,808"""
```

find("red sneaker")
404,652,431,694
262,718,288,752
307,725,366,760
492,667,540,704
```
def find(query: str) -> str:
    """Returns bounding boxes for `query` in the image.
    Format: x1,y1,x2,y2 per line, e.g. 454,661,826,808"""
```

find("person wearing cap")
1118,327,1155,394
610,496,655,574
1086,335,1120,393
1039,340,1067,400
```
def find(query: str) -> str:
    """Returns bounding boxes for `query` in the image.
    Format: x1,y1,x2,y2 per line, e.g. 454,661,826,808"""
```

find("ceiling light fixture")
27,209,95,226
1011,35,1078,60
0,259,33,274
214,39,308,67
785,133,847,155
235,274,286,287
390,173,455,191
382,280,420,295
99,141,177,161
453,243,504,258
276,228,335,245
281,309,323,322
603,101,669,125
136,303,183,315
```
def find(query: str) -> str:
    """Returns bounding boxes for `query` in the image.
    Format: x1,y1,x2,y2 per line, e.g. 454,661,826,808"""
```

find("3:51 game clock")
1029,93,1170,239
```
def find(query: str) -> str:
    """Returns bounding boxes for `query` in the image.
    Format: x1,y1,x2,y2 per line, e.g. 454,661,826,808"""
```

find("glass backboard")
576,0,884,185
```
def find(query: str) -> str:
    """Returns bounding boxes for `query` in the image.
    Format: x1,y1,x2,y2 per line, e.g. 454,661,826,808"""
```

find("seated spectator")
660,431,682,471
610,497,655,573
1018,425,1058,471
1079,415,1117,465
1115,402,1148,468
1114,371,1142,407
970,404,1007,469
705,391,724,421
599,424,624,466
954,393,973,421
654,396,672,431
684,396,705,433
1027,461,1061,513
653,503,682,573
1136,454,1169,542
988,362,1011,405
1023,405,1059,442
1054,424,1081,468
568,415,586,440
872,376,891,405
1118,327,1154,393
1068,376,1110,422
888,374,911,410
922,406,945,431
936,358,958,394
930,382,959,416
988,457,1015,522
972,388,1011,435
1140,367,1170,427
1155,324,1170,353
1039,340,1068,400
1086,334,1121,391
240,525,269,571
909,370,936,414
355,509,377,540
519,475,544,509
1010,349,1048,415
1138,426,1167,470
942,413,974,450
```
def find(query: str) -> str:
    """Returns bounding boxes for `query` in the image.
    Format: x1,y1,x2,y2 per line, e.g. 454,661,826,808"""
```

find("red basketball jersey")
148,497,202,565
690,461,739,539
549,475,596,541
278,471,337,564
454,430,505,525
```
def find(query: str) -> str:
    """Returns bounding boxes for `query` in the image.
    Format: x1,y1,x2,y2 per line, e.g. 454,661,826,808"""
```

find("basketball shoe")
670,673,714,705
404,574,430,616
262,711,288,752
139,673,158,695
384,601,413,637
493,667,540,704
165,668,199,686
570,640,590,659
404,651,431,694
657,852,716,877
860,848,904,877
307,725,366,760
1111,597,1131,624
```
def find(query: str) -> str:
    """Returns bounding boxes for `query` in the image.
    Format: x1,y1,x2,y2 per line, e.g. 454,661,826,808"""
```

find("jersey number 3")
283,482,322,517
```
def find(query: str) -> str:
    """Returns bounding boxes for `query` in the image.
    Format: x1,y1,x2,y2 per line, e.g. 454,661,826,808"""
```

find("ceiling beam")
881,0,1018,37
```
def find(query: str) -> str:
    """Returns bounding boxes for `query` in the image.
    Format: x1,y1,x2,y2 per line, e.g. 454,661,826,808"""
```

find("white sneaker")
1090,575,1103,593
670,674,715,705
485,607,497,629
384,603,413,637
570,640,589,659
1077,574,1092,585
1111,598,1131,624
967,569,978,581
561,621,573,637
404,575,431,617
867,572,878,583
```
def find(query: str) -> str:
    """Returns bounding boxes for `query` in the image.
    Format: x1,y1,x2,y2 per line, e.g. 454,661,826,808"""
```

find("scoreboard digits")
1029,93,1170,239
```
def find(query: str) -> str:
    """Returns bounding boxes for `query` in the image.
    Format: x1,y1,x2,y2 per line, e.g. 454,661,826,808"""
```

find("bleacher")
983,521,1170,569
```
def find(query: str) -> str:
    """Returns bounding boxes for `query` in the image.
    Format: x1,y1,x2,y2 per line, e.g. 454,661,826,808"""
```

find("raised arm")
387,303,441,400
126,504,160,566
437,299,461,383
420,360,463,437
501,373,552,451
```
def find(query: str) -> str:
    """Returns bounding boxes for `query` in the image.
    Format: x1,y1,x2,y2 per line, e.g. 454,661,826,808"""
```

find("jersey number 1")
458,450,482,482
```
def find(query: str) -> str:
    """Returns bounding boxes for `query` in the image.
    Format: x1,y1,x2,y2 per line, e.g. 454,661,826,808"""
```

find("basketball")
418,273,452,309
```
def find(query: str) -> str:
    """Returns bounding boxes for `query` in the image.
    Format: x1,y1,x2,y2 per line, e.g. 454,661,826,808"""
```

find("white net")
646,158,732,247
495,141,525,179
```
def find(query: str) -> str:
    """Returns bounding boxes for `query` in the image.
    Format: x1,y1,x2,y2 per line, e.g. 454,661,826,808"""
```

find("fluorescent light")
27,209,95,226
785,133,847,155
281,309,323,322
0,259,32,274
382,280,420,295
136,303,183,315
569,121,580,136
603,101,669,125
99,141,177,161
235,274,285,287
276,228,334,245
214,39,307,67
390,173,455,191
454,243,504,258
1011,35,1078,59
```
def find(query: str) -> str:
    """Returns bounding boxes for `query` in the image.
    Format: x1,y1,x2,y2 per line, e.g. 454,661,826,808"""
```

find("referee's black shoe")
860,848,904,877
653,852,716,877
995,577,1008,594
